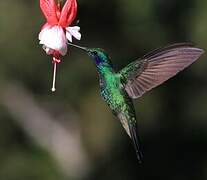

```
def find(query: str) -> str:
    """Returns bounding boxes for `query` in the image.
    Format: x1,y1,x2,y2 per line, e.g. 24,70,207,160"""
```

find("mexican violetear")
69,43,204,162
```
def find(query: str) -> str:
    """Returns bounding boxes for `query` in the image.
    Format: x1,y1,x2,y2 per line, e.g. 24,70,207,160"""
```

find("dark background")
0,0,207,179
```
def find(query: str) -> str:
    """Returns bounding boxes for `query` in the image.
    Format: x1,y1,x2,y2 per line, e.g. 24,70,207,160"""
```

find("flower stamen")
51,61,57,92
51,56,61,92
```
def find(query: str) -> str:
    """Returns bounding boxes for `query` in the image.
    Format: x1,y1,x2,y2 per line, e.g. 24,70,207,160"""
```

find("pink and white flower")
39,0,81,91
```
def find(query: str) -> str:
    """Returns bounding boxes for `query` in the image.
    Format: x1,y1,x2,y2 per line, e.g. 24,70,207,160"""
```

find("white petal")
66,32,72,42
39,28,47,41
39,26,67,56
42,45,54,55
66,26,81,41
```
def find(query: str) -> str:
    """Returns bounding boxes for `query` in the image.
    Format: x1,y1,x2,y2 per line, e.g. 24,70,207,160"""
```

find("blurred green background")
0,0,207,179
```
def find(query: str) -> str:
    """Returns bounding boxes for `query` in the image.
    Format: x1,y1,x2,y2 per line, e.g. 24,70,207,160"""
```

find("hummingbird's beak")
68,42,87,51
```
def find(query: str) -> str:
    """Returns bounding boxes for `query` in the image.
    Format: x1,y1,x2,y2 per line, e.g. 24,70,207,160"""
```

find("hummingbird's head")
86,48,111,66
68,43,112,67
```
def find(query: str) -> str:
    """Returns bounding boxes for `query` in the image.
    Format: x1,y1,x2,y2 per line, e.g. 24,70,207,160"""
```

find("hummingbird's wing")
117,112,143,162
120,43,204,98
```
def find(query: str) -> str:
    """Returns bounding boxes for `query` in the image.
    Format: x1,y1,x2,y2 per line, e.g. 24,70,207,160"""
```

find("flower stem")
51,62,57,92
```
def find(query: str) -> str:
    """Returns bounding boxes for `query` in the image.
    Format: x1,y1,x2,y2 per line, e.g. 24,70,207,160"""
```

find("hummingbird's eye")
93,51,98,56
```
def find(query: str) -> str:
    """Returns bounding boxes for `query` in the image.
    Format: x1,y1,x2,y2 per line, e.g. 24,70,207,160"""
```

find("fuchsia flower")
39,0,81,91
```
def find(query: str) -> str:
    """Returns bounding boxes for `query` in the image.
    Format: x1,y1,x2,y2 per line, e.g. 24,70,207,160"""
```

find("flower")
39,0,81,92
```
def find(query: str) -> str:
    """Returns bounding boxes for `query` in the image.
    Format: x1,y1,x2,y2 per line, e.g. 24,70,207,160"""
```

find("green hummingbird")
68,43,204,162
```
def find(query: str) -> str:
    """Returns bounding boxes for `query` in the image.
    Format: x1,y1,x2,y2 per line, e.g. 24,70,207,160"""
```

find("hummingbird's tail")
128,122,143,163
118,112,143,163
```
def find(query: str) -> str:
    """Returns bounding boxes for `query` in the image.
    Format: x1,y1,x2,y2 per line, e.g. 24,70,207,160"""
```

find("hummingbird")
68,43,204,162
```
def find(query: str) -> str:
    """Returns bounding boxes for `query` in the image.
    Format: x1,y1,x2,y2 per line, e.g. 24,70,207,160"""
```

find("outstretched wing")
40,0,58,25
120,43,204,99
117,112,143,162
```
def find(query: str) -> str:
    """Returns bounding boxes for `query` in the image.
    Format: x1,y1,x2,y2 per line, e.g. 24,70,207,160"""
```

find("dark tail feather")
129,123,143,163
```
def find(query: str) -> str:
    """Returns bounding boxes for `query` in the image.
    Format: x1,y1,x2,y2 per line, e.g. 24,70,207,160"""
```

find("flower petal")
59,0,77,27
40,0,58,25
66,32,73,42
39,25,67,56
42,45,54,55
39,24,50,40
66,26,81,41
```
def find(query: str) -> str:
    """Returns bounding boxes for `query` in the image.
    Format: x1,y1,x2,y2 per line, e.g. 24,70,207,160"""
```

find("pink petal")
40,0,59,25
58,0,77,27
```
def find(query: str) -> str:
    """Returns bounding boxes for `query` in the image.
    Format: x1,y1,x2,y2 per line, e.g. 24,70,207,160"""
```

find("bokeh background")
0,0,207,179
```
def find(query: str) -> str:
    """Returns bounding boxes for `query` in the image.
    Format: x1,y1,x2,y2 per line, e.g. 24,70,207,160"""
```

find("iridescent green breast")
100,72,127,111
